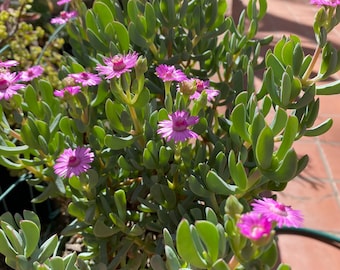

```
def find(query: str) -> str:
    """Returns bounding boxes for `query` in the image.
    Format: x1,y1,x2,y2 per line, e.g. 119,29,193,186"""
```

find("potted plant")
0,0,339,269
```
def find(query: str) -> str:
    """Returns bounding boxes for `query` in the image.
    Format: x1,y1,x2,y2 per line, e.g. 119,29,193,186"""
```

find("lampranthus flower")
155,64,187,82
54,147,94,178
19,65,44,82
310,0,340,6
57,0,71,5
0,60,18,69
50,10,77,24
54,85,81,97
190,79,220,101
96,52,138,79
237,212,273,241
157,110,199,143
68,72,101,87
251,197,303,228
0,72,25,100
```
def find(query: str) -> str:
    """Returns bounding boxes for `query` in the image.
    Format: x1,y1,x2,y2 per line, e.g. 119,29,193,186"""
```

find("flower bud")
179,79,197,96
225,195,244,216
135,56,148,77
62,76,76,86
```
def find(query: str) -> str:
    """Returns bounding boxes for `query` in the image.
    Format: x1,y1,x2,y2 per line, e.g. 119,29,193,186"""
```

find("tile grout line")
316,137,340,211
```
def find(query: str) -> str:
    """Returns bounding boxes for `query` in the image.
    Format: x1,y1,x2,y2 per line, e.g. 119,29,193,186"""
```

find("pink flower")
50,10,77,25
310,0,340,6
0,60,19,69
54,86,81,97
189,79,220,101
157,110,199,143
57,0,71,5
54,146,94,178
19,65,44,82
251,198,303,228
96,52,138,79
155,64,187,82
0,72,25,100
67,72,101,86
237,212,273,241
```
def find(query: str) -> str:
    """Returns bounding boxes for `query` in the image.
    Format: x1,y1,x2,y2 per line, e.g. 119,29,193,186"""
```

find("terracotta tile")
333,182,340,203
319,143,340,180
318,115,340,143
276,179,340,233
318,95,340,115
293,141,329,180
277,235,340,269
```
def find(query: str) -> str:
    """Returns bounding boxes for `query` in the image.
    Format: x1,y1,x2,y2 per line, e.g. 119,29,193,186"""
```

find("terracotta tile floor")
231,0,340,268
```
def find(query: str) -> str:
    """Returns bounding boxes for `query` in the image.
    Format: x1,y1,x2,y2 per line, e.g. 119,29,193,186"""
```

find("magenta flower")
189,79,220,101
54,146,94,178
237,212,273,241
0,60,19,69
96,52,138,79
50,10,77,25
310,0,340,6
155,64,187,82
157,110,199,143
54,86,81,97
57,0,71,5
0,72,25,100
68,72,101,86
251,198,303,228
19,65,44,82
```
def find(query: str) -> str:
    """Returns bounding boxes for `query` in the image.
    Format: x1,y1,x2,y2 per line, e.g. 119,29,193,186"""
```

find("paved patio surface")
230,0,340,268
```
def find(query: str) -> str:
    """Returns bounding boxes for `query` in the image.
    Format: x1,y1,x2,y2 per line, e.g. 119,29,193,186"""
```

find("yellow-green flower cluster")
0,1,64,88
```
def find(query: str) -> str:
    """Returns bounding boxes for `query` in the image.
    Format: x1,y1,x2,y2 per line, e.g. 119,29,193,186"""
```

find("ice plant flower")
0,60,19,69
57,0,71,5
189,79,220,101
0,72,25,100
251,198,303,228
96,52,138,79
54,146,94,178
50,10,77,25
68,72,101,87
237,212,273,241
157,110,199,143
310,0,340,6
54,85,81,97
19,65,44,82
155,64,187,82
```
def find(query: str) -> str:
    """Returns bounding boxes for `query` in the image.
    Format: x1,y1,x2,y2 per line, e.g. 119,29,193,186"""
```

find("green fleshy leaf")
195,220,219,263
20,220,40,258
205,171,238,196
93,1,114,29
304,118,333,137
114,189,127,222
276,116,298,160
176,219,207,268
37,234,58,264
230,103,251,142
93,217,117,238
255,126,274,170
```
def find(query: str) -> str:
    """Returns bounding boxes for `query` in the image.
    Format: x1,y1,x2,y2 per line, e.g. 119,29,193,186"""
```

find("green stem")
164,81,173,113
127,105,142,135
148,42,158,58
36,23,66,65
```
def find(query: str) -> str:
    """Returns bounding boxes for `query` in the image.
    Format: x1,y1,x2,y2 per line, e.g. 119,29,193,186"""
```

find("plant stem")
228,255,240,270
164,81,173,113
301,45,322,84
128,105,142,135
